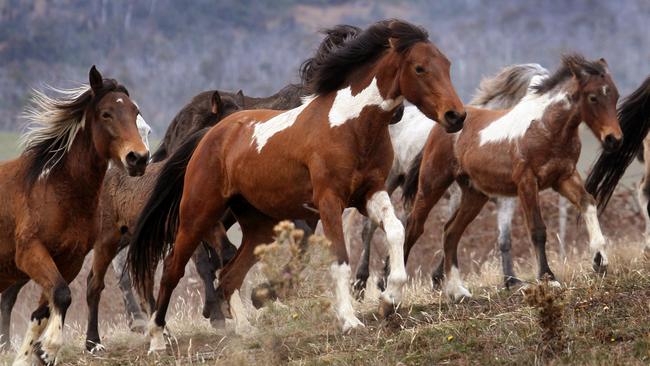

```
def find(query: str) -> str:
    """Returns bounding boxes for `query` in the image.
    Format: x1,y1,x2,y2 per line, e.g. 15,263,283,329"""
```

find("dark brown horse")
128,19,466,352
401,55,623,300
0,66,149,365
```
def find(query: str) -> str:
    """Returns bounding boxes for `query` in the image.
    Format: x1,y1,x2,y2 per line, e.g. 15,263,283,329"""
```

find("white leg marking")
229,290,256,336
496,197,516,242
329,263,363,332
147,312,167,354
36,310,63,364
637,185,650,251
13,316,48,365
367,191,407,307
584,204,608,267
443,265,472,301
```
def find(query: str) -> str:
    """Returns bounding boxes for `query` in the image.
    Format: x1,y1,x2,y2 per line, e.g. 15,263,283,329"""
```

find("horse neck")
60,118,108,198
247,84,305,110
340,56,402,150
543,92,583,145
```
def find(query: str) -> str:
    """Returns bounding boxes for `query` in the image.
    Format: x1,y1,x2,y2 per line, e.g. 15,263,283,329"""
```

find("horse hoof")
378,300,396,318
445,286,472,302
210,316,226,330
33,341,56,366
341,316,364,334
592,252,608,275
352,279,366,301
85,338,105,353
504,277,523,289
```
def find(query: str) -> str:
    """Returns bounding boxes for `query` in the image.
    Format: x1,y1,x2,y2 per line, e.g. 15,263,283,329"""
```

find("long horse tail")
127,127,209,295
402,149,424,208
299,24,361,88
469,63,549,109
585,76,650,211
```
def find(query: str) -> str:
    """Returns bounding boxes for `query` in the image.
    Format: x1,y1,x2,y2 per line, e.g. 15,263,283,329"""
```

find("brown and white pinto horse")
0,66,149,365
128,19,465,350
402,55,622,300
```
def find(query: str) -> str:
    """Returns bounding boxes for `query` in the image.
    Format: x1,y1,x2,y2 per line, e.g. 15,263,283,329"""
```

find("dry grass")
2,222,649,366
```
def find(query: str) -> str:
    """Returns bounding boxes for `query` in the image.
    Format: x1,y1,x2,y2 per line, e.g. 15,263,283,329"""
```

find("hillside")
1,0,650,134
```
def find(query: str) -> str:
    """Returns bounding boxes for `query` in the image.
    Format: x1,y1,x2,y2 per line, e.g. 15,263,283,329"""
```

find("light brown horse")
0,66,149,365
128,19,465,351
402,55,622,300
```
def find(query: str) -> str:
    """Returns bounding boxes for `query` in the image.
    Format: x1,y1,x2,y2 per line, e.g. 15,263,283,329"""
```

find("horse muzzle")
602,133,622,152
125,151,149,176
443,110,466,133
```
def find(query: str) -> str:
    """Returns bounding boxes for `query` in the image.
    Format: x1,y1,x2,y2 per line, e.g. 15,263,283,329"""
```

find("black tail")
401,149,424,207
585,76,650,211
127,128,209,295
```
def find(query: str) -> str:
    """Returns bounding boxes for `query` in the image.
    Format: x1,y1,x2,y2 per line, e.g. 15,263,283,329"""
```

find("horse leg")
496,197,521,288
638,176,650,256
12,240,72,365
555,172,608,274
357,173,402,299
404,165,454,263
0,279,27,352
191,242,219,322
148,190,225,353
518,172,556,282
13,295,49,366
441,185,488,300
85,230,122,352
214,208,276,333
315,190,363,332
111,248,148,332
430,183,462,286
366,190,408,318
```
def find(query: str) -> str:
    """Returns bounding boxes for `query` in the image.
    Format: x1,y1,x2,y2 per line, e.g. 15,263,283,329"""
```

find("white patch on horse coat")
329,77,403,127
602,86,608,96
584,204,608,266
251,96,316,152
479,78,569,146
389,106,435,175
330,262,363,332
136,114,152,150
367,191,407,306
116,98,124,103
444,265,472,301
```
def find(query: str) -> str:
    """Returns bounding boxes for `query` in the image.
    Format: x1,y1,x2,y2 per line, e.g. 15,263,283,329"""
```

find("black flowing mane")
533,54,607,95
22,79,128,190
305,19,429,95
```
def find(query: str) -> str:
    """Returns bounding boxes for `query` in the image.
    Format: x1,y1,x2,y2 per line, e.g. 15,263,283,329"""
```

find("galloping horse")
128,19,465,351
351,63,549,296
402,55,623,300
0,66,149,365
585,77,650,253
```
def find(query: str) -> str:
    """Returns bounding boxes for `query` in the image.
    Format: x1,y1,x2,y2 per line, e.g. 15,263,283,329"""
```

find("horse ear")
89,65,103,92
236,90,245,105
598,58,609,74
567,61,587,82
211,91,224,116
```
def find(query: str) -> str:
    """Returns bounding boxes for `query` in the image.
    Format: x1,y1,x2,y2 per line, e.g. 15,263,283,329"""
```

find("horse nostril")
444,110,466,125
125,152,138,166
604,134,622,151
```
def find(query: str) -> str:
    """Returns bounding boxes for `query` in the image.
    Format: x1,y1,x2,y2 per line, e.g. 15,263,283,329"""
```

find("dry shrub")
252,221,333,306
523,277,566,358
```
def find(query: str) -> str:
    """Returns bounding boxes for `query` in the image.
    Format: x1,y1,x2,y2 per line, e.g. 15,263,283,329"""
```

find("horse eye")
588,94,598,104
415,65,425,74
102,112,112,119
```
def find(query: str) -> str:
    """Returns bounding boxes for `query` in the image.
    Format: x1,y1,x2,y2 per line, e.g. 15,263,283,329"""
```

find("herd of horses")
0,19,649,365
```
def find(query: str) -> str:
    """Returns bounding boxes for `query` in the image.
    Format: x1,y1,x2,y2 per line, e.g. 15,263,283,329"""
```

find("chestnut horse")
401,55,622,300
585,76,650,254
0,66,149,365
128,19,465,351
351,63,550,296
